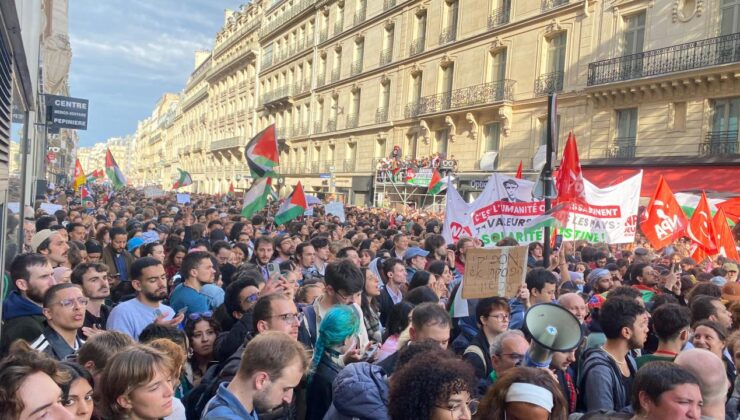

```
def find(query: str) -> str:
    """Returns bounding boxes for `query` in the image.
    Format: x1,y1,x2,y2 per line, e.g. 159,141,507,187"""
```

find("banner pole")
543,93,554,265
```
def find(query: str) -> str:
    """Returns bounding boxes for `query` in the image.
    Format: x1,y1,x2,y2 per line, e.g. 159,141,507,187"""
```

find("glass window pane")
485,123,500,151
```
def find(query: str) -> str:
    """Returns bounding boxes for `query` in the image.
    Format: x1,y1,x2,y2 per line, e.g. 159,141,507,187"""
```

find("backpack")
463,344,487,370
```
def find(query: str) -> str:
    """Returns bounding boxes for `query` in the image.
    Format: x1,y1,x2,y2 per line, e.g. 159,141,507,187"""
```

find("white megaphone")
523,303,584,368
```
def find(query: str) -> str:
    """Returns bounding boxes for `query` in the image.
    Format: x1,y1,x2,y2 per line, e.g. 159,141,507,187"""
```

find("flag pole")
543,93,555,265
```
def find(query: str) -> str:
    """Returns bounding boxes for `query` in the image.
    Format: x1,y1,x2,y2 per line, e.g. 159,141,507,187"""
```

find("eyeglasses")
189,311,213,321
242,293,260,305
270,312,304,325
53,297,89,308
486,313,510,321
336,290,361,303
436,399,479,416
501,353,525,364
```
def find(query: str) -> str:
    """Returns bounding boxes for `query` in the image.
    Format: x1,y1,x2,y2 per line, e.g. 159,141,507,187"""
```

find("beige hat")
31,229,57,252
723,262,739,273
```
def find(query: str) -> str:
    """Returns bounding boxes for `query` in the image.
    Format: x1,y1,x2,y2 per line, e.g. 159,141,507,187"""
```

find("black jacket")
213,311,254,363
462,331,493,380
306,354,341,420
376,287,397,327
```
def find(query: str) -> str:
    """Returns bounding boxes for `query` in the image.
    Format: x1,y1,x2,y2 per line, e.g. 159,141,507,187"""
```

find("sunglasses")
189,311,213,321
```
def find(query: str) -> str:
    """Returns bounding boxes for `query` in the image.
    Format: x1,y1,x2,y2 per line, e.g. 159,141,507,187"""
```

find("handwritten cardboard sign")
461,246,527,299
176,193,191,204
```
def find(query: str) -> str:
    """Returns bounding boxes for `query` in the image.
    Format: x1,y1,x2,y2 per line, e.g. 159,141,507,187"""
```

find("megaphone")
523,303,584,368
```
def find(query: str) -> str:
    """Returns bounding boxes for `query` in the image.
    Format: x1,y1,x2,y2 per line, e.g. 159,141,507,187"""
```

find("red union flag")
641,176,688,249
714,208,740,261
687,191,719,261
555,132,587,204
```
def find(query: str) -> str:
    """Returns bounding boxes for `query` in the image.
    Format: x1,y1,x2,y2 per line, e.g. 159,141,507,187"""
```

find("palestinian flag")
241,177,272,219
105,149,127,189
245,125,279,179
275,181,308,225
427,169,444,195
81,185,94,205
73,159,86,192
172,168,193,189
523,202,573,230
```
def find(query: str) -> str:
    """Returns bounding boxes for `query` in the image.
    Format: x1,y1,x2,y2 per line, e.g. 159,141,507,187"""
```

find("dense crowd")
1,186,739,420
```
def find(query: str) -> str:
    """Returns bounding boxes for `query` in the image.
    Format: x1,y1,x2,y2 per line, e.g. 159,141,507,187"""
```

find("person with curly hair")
388,351,477,420
475,367,568,420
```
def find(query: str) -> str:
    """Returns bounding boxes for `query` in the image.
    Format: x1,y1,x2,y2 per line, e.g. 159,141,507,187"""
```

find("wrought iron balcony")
606,138,637,159
488,5,511,29
293,80,309,95
331,68,341,82
340,159,357,172
259,0,314,37
261,55,274,69
210,137,241,152
346,113,359,129
409,37,425,56
534,71,564,96
351,58,363,75
375,107,389,123
353,7,367,25
261,85,293,105
380,48,393,66
384,0,397,10
327,118,337,131
334,19,343,35
588,32,740,86
439,26,457,45
310,161,321,173
541,0,569,12
701,131,739,156
404,79,515,117
319,28,329,43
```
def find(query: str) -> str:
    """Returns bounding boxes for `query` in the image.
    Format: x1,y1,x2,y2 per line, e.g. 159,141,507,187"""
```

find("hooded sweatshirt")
1,291,45,354
577,347,636,413
323,362,390,420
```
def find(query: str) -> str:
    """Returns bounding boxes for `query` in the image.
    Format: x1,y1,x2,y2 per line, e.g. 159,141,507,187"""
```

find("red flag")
717,197,740,224
515,160,523,179
641,176,689,249
687,191,719,261
714,208,740,261
555,132,586,204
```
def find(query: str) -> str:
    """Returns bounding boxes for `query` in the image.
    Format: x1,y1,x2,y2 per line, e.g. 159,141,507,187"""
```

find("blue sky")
69,0,243,147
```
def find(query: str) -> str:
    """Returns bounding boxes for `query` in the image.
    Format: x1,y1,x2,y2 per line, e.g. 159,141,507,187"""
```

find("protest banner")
461,246,527,299
40,203,63,215
143,186,166,198
443,172,642,245
325,201,346,222
176,193,190,204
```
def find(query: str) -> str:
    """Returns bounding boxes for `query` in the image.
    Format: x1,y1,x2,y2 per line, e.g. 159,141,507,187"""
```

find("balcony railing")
261,85,293,105
210,136,241,152
346,113,359,129
336,159,356,172
588,32,740,86
331,68,341,82
534,71,564,96
384,0,397,10
701,131,739,156
310,161,321,173
353,7,367,25
606,138,637,159
380,47,393,66
293,80,309,95
375,107,389,123
409,37,425,56
351,58,363,75
404,79,515,117
327,118,337,132
488,5,511,29
439,26,457,45
259,0,314,37
542,0,569,12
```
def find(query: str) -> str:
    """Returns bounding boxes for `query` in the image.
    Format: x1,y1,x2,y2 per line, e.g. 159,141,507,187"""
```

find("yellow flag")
73,159,86,192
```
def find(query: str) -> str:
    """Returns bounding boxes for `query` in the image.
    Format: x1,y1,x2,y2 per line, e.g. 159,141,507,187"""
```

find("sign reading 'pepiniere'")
45,94,89,130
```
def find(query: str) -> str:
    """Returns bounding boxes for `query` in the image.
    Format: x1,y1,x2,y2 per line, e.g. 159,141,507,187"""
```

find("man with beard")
202,332,310,420
170,251,216,317
250,237,276,280
630,263,661,304
273,234,294,264
101,227,135,283
0,253,57,355
32,229,69,268
31,283,86,360
71,262,112,339
106,257,184,340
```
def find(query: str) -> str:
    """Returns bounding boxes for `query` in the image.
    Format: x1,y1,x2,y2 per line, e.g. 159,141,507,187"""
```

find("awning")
581,165,740,196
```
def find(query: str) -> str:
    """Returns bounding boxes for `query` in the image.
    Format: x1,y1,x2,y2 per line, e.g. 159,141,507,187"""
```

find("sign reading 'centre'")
46,94,89,130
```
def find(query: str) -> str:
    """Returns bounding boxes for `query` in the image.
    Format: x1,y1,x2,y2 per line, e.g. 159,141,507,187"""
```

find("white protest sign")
176,193,190,204
8,202,20,213
325,201,346,222
40,203,63,215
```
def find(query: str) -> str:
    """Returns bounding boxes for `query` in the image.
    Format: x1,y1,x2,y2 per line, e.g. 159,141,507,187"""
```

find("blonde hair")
98,344,174,419
148,338,186,380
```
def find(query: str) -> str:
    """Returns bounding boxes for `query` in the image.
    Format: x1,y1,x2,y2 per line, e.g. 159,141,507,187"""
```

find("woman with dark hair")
163,232,182,253
377,301,414,362
476,367,568,420
528,242,544,267
228,222,244,243
140,241,166,263
57,361,95,420
389,351,477,420
361,267,383,343
95,226,110,247
164,245,187,283
231,242,249,266
184,312,221,387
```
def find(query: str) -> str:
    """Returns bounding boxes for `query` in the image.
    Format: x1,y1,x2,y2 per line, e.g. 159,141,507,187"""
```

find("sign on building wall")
45,94,89,130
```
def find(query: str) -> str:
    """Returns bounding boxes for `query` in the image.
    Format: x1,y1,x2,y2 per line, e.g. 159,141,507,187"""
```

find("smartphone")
266,262,280,280
363,343,379,360
554,235,563,250
176,306,189,317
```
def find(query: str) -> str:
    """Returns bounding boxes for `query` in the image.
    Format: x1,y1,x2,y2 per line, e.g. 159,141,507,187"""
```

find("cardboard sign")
176,193,190,204
461,246,527,299
143,186,165,198
40,203,63,215
325,201,346,222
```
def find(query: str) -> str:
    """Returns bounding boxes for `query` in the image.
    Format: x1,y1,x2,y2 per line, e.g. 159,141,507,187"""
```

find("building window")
721,0,740,35
406,134,418,158
488,48,507,83
375,138,386,158
535,33,566,95
612,108,638,158
377,81,391,123
622,11,646,55
352,38,364,75
381,25,394,65
411,11,427,55
484,123,501,152
435,129,449,154
440,0,459,44
440,64,454,110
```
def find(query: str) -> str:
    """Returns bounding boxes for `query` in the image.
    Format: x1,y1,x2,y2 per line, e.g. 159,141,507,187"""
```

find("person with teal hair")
306,305,362,420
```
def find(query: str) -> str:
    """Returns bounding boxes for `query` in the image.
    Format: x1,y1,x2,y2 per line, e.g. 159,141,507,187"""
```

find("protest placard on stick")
461,246,527,299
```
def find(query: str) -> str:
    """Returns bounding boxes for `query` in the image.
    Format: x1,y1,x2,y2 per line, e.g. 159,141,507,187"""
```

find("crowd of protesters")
0,185,739,420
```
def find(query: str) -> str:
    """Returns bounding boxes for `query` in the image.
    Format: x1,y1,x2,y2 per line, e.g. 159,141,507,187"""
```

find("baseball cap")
710,276,728,287
404,247,430,260
127,237,145,253
634,247,649,257
723,282,740,302
723,262,738,273
31,229,57,252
